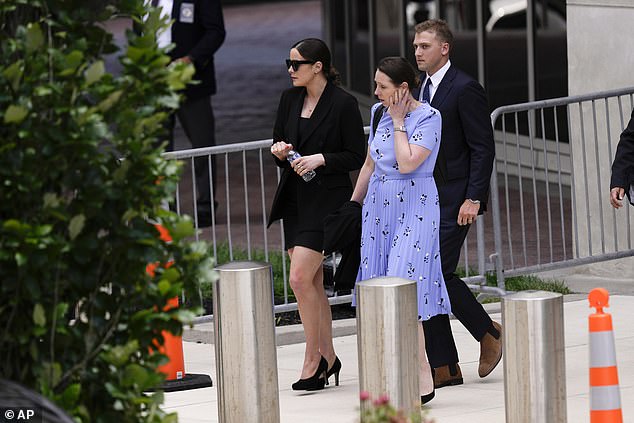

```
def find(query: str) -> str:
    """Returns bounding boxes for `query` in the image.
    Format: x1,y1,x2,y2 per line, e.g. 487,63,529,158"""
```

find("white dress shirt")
420,59,452,103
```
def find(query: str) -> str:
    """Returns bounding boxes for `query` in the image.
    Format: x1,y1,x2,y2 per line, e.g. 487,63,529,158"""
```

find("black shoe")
421,367,435,404
325,356,342,386
421,390,435,405
292,357,327,391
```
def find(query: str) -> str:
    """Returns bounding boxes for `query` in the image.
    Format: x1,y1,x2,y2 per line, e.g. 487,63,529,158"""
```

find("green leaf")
3,219,24,232
33,303,46,326
43,192,60,208
25,23,44,53
40,362,62,389
97,90,123,112
170,219,194,241
121,209,138,222
15,252,27,266
122,363,148,388
4,104,28,124
157,279,171,295
62,50,84,73
2,60,23,91
55,303,69,320
162,267,180,283
68,214,86,240
58,383,81,408
84,60,105,85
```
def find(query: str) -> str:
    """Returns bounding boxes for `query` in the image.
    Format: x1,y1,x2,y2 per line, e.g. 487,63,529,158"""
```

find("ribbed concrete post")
213,261,279,423
356,277,419,416
503,290,566,423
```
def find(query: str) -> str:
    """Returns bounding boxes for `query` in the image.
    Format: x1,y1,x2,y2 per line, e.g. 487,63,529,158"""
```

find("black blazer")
267,82,366,228
610,108,634,203
168,0,225,101
413,66,495,211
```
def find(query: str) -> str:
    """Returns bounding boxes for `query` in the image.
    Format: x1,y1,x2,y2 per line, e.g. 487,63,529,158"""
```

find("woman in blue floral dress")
351,57,451,404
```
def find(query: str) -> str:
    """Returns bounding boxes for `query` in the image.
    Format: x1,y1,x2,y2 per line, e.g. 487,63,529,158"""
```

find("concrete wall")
567,0,634,277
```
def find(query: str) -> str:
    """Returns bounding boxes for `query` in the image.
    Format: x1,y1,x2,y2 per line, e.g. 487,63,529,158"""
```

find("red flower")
360,391,371,401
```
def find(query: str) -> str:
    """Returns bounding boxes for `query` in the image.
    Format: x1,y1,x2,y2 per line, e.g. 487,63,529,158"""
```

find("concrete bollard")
503,290,567,423
213,261,280,423
356,277,419,416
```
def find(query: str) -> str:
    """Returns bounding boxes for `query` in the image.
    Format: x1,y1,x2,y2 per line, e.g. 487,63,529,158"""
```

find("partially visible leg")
288,246,327,379
177,96,217,212
418,323,434,397
315,263,337,367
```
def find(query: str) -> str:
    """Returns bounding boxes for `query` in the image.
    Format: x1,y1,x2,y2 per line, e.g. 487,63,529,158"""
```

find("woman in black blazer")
268,38,365,391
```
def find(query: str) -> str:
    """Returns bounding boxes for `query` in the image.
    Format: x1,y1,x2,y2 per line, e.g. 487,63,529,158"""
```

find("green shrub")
199,243,292,303
0,1,213,421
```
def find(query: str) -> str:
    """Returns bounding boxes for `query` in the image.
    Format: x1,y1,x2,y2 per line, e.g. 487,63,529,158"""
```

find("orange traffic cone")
155,296,186,381
146,224,212,392
588,288,622,423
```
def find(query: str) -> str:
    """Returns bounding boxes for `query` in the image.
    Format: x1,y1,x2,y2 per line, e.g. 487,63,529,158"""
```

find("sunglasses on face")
286,59,315,71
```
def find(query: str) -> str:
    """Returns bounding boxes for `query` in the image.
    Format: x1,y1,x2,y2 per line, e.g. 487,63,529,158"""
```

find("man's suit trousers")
423,179,493,368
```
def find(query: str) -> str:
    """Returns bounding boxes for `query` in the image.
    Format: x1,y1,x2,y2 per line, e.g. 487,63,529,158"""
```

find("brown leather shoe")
479,321,503,378
433,363,463,389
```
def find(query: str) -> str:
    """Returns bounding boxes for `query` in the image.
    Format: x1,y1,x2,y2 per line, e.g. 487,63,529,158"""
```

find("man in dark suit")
153,0,225,226
411,19,500,388
610,108,634,208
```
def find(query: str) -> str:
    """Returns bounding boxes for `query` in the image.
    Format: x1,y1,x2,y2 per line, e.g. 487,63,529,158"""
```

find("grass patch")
502,275,571,294
455,267,571,303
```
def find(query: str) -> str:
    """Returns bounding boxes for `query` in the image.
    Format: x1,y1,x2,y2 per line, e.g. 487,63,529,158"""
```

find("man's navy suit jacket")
413,66,495,212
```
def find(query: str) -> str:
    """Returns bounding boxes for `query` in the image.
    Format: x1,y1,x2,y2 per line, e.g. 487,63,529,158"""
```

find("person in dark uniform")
152,0,225,226
268,38,365,391
411,19,500,388
610,108,634,209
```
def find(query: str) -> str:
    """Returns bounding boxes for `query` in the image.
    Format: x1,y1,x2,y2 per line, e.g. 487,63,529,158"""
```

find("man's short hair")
414,19,454,48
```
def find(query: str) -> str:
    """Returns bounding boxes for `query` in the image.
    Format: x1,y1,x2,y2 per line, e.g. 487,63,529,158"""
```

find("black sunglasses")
286,59,315,71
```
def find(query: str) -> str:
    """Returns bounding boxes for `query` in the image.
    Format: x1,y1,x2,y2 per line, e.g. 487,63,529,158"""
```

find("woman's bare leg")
419,323,434,395
288,246,327,379
314,264,336,367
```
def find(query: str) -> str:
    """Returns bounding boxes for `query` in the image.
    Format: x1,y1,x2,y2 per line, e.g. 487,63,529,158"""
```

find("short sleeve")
368,102,383,145
409,107,442,151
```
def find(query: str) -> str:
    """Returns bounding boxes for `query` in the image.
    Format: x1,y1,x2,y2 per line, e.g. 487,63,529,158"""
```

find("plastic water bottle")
287,150,316,182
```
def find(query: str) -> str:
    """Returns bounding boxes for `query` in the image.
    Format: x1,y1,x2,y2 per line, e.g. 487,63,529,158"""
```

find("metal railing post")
213,261,280,423
503,290,567,422
356,277,419,417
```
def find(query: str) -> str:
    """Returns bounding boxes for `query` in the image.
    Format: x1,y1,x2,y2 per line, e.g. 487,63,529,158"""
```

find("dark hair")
291,38,341,85
377,57,420,89
414,19,454,49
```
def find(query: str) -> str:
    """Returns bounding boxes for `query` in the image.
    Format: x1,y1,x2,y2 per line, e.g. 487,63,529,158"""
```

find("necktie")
422,77,432,103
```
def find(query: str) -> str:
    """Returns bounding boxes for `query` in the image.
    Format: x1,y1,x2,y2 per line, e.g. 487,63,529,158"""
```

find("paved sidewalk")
164,295,634,423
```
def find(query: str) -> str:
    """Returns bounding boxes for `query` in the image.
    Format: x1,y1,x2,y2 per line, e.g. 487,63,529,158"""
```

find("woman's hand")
291,154,325,177
271,141,293,161
388,88,411,126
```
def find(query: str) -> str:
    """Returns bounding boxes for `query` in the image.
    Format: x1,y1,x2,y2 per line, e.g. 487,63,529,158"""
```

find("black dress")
282,118,325,252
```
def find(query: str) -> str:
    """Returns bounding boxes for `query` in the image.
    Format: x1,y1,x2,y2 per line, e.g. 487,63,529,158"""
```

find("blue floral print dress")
356,102,451,321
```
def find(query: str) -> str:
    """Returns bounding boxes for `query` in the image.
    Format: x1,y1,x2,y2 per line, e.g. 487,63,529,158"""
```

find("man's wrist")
467,198,481,205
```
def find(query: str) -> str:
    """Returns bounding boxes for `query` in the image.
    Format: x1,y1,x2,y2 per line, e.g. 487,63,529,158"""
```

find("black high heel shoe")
325,356,342,386
292,357,327,391
421,367,435,405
